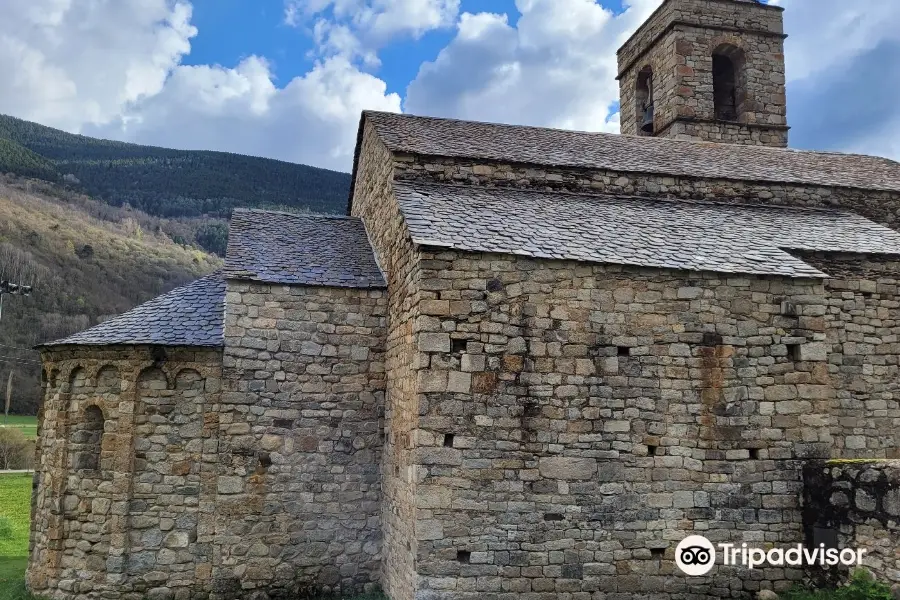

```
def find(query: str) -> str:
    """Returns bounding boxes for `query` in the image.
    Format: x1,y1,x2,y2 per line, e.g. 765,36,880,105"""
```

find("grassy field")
0,416,37,441
0,472,31,599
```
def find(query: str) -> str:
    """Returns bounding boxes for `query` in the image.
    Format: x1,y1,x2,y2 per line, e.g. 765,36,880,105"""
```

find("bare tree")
0,242,40,286
0,428,27,470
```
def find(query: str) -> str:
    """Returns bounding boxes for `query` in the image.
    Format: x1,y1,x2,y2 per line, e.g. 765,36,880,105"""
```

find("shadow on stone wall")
802,460,900,587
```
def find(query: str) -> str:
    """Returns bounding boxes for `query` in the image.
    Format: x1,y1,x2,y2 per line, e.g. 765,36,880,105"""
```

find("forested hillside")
0,114,353,414
0,175,223,415
0,114,351,222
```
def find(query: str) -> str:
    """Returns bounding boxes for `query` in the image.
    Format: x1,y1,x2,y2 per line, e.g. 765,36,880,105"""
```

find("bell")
641,103,655,133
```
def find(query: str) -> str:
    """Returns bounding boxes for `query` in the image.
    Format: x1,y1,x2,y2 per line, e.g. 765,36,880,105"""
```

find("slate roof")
224,209,385,287
395,181,900,278
41,273,225,347
357,111,900,194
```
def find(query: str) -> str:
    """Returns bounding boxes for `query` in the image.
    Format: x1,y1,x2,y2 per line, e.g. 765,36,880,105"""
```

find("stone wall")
351,121,424,600
393,246,900,599
796,253,900,459
392,154,900,231
661,119,788,147
617,0,787,146
28,346,222,600
802,460,900,586
407,248,833,598
217,281,387,598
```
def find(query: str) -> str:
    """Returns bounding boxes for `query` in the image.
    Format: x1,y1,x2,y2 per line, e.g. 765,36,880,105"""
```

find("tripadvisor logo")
675,535,716,575
674,535,867,575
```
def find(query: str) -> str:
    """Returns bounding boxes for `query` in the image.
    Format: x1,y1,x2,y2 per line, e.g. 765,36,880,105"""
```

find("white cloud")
773,0,900,159
0,0,196,130
404,0,663,132
88,56,401,171
285,0,460,64
775,0,900,82
0,0,400,171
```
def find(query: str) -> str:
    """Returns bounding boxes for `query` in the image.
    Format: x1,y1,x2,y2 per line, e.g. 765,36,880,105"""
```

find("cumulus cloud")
773,0,900,158
88,56,401,171
0,0,196,130
0,0,400,171
404,0,662,132
286,0,460,65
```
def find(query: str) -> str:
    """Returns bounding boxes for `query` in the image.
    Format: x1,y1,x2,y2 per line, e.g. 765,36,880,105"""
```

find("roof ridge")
394,180,855,216
233,208,358,220
364,110,900,164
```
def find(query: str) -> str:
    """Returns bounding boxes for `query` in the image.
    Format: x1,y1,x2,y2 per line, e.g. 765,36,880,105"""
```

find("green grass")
0,417,37,442
0,473,32,599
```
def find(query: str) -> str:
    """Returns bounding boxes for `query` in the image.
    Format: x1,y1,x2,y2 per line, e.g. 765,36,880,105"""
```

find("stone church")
27,1,900,599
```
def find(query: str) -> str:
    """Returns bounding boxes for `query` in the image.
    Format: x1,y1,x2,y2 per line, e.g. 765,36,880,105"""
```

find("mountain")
0,175,223,415
0,114,351,222
0,114,353,414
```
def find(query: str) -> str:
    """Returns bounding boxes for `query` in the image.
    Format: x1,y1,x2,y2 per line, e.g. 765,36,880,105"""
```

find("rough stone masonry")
27,0,900,599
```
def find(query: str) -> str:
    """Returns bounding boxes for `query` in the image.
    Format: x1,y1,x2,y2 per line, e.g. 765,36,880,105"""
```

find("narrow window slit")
451,338,467,353
787,344,801,360
544,513,564,522
443,434,455,448
457,551,471,564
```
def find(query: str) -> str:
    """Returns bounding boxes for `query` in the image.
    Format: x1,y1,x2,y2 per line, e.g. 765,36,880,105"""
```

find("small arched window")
712,44,746,122
635,66,654,135
72,405,104,471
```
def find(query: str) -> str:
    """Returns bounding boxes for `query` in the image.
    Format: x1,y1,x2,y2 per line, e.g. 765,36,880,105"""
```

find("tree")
195,222,229,256
0,427,27,469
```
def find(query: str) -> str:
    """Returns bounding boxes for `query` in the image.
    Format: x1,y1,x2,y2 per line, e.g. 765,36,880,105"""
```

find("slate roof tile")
361,111,900,193
224,209,385,288
395,181,900,278
41,272,225,347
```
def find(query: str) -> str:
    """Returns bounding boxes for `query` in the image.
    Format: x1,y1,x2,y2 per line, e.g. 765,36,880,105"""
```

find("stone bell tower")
617,0,789,147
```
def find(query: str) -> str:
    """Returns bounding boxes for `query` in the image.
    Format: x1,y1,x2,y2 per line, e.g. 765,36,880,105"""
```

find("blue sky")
183,0,538,98
0,0,897,172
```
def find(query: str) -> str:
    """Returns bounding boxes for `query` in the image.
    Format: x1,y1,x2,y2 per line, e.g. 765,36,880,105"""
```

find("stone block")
538,457,596,480
448,371,472,393
417,520,444,540
419,370,448,393
420,333,451,353
472,372,499,394
217,477,244,495
417,486,451,509
797,342,828,362
461,354,486,372
885,490,900,516
415,447,462,466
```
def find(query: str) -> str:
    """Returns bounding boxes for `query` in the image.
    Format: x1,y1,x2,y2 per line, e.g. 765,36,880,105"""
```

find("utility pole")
4,371,11,425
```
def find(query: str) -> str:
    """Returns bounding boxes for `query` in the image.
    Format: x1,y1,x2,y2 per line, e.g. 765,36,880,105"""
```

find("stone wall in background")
802,460,900,586
28,346,222,600
216,281,387,598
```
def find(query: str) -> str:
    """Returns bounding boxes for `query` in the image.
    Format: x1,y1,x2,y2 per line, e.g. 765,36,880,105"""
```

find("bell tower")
617,0,789,147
